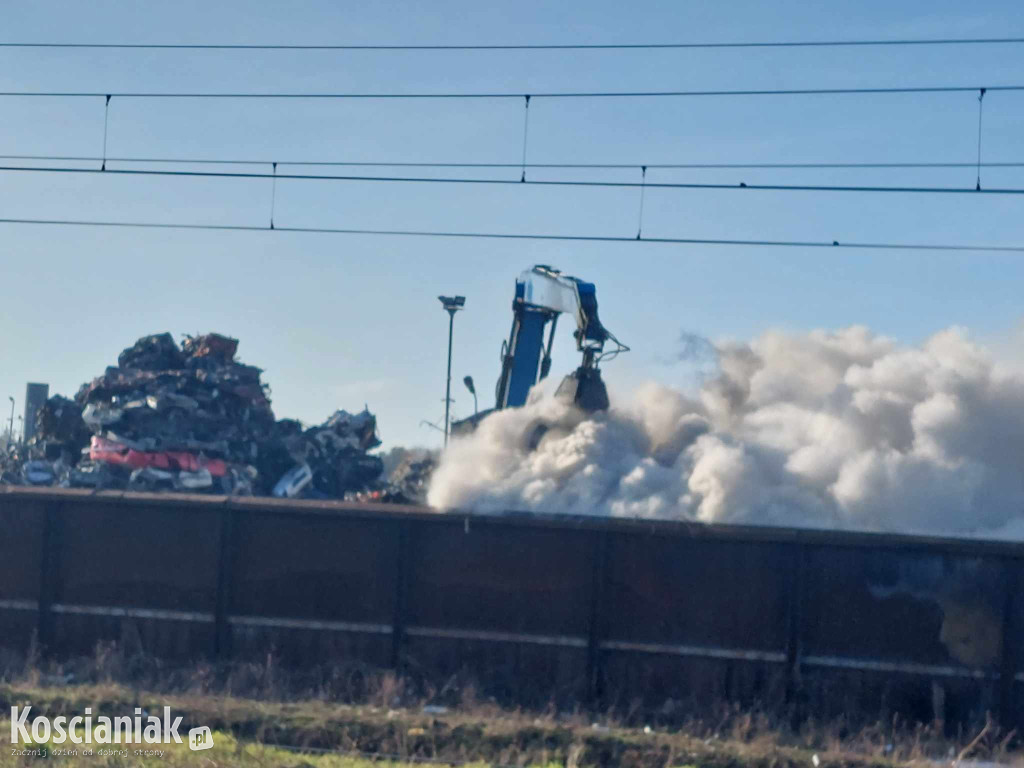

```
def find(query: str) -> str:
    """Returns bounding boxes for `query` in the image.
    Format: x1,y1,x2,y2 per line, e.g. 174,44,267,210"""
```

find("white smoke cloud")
427,325,1024,538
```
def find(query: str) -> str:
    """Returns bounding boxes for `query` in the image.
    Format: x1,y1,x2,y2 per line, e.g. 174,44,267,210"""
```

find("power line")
4,153,1024,170
1,216,1021,253
2,37,1024,51
3,163,1023,195
1,84,1021,99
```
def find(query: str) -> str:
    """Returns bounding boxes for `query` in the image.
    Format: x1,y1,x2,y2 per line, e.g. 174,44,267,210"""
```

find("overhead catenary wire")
3,163,1024,195
3,36,1024,51
1,153,1023,170
1,216,1022,253
2,84,1024,99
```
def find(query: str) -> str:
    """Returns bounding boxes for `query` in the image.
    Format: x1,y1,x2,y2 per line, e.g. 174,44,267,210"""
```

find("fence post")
999,558,1020,727
37,501,64,656
391,520,412,670
784,542,806,712
213,505,235,659
586,530,611,707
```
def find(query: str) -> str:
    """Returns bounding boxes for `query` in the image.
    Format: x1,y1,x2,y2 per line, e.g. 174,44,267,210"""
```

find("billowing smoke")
428,326,1024,538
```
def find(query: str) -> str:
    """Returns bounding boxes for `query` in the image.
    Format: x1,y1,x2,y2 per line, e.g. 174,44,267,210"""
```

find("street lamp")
438,295,465,446
463,376,478,415
7,397,13,444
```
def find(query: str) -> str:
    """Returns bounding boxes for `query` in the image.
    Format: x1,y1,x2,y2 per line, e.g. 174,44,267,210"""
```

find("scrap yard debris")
0,332,405,499
376,450,437,504
70,332,271,494
270,409,384,499
342,447,438,504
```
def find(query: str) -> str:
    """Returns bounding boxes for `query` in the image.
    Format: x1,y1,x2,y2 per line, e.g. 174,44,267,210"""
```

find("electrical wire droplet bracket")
520,95,531,182
101,95,111,171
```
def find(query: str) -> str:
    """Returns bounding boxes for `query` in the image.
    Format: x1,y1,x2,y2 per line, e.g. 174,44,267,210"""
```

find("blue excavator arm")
450,265,627,437
494,265,625,410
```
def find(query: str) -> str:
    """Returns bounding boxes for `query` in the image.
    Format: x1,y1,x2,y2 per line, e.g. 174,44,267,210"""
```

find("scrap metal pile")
0,332,391,498
351,450,436,504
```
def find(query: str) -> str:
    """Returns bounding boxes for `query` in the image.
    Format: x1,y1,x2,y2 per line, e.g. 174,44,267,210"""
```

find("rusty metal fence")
1,486,1022,726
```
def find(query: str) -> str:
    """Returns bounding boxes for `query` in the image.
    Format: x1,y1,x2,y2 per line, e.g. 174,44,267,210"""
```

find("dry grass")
0,725,530,768
1,643,1022,768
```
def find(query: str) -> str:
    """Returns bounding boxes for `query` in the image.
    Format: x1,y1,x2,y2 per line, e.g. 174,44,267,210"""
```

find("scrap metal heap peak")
0,332,396,499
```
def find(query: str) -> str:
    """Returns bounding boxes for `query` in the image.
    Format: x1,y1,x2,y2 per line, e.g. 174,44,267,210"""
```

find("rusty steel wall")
1,487,1022,727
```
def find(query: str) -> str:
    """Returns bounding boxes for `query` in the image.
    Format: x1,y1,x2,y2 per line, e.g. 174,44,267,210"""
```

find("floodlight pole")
444,310,455,445
438,296,465,446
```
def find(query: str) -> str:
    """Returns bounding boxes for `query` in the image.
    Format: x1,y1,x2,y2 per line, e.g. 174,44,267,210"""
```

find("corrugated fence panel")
600,532,791,708
803,546,1003,668
228,511,400,668
50,499,220,659
0,494,45,652
403,519,593,704
2,488,1024,727
800,544,1008,724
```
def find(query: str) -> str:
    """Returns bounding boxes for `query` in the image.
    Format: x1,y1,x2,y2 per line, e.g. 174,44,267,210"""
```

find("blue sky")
1,1,1023,448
